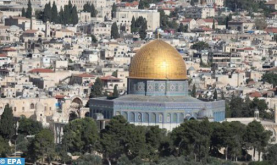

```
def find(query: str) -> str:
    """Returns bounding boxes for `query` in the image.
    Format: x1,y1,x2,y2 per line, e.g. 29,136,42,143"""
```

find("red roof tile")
29,68,54,73
0,54,7,57
265,27,277,33
55,95,65,99
2,47,16,51
100,75,121,81
249,91,262,98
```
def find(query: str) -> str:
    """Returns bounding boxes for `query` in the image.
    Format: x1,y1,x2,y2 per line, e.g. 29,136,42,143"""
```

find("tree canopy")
0,104,15,140
111,22,120,39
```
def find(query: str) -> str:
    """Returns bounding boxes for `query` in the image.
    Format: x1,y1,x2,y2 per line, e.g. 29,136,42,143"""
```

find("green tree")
111,22,120,39
0,136,10,156
91,34,97,43
89,77,103,98
0,104,15,140
213,89,217,100
212,19,215,30
26,0,32,18
131,16,136,33
145,126,164,162
51,2,58,23
113,85,119,98
263,144,277,164
158,9,168,29
59,7,64,24
229,96,244,117
244,120,272,161
62,118,99,154
18,117,43,135
262,72,277,87
112,70,118,77
27,129,55,163
21,8,26,17
191,41,209,51
138,0,144,9
255,18,267,30
178,23,188,32
71,6,79,25
100,115,129,165
111,3,117,18
171,119,212,162
43,2,51,22
73,154,102,165
225,16,229,29
191,84,196,98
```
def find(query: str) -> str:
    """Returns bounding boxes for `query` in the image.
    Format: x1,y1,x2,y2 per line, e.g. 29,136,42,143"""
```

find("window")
130,112,135,122
137,113,142,122
159,114,163,123
14,107,16,112
173,113,177,123
30,103,35,109
167,113,171,122
151,113,156,123
123,112,128,120
144,113,149,123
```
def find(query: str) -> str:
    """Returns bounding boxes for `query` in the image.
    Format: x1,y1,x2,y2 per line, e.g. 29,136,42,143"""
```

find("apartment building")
115,9,160,32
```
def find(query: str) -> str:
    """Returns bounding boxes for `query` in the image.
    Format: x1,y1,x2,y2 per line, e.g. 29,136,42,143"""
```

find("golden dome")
129,40,187,80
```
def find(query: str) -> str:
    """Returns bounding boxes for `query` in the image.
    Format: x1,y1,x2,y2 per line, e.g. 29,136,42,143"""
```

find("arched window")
130,112,135,122
151,113,156,123
144,113,149,123
122,112,128,120
179,113,184,123
137,113,142,122
30,103,35,109
159,113,163,123
167,113,171,123
173,113,177,123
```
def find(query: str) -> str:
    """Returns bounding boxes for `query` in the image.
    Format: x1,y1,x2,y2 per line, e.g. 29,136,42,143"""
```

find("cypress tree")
139,18,147,39
58,7,64,24
225,16,229,29
71,5,78,25
90,77,103,98
0,104,15,140
138,0,144,9
113,85,119,98
111,22,120,39
131,16,136,33
90,3,97,17
51,2,58,23
21,8,26,17
213,89,218,100
43,2,51,22
26,0,32,18
212,19,215,30
83,2,91,12
191,84,196,98
111,3,117,18
63,5,70,25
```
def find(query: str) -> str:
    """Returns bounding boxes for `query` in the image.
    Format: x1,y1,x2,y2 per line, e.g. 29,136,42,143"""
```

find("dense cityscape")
0,0,277,164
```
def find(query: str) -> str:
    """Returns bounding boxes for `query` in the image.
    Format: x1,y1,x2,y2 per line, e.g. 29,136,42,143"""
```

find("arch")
69,111,78,121
179,113,184,123
30,103,35,109
173,113,177,123
130,112,135,122
166,113,171,123
144,113,149,123
159,113,163,123
137,112,142,122
151,113,156,123
122,112,128,120
85,112,90,117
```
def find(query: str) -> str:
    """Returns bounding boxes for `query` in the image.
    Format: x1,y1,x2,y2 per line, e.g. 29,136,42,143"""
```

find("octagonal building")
89,40,225,130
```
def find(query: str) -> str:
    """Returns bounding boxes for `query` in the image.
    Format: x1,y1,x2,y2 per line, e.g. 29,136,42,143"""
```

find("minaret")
31,15,36,30
45,21,50,38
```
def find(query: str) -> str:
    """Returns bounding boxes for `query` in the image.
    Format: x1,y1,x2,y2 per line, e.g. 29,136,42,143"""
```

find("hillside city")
1,0,277,164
